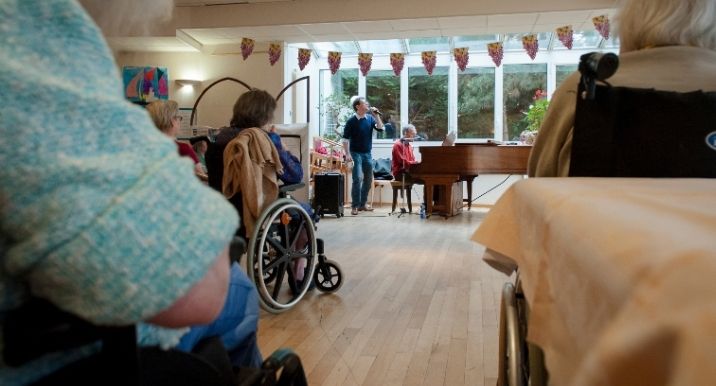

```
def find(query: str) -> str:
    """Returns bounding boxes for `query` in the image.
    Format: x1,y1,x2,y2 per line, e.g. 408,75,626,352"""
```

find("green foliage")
320,93,352,141
408,68,448,140
458,70,495,138
523,98,550,132
503,64,547,140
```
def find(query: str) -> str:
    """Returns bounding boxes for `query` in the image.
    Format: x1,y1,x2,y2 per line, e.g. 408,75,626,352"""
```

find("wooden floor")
256,205,508,386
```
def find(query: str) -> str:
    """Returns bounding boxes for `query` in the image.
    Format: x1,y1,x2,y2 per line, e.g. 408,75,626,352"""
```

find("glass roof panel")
602,35,620,49
311,41,358,56
503,32,551,51
452,34,500,52
359,39,405,54
407,37,450,54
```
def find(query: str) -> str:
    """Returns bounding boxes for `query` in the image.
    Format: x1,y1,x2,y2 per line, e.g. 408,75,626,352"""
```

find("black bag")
372,158,393,180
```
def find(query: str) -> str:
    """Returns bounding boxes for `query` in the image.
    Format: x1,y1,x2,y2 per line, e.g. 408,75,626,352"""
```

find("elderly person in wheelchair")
492,1,716,385
206,90,343,314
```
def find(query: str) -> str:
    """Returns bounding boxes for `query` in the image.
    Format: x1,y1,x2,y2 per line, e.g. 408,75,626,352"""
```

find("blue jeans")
176,263,262,368
350,151,373,208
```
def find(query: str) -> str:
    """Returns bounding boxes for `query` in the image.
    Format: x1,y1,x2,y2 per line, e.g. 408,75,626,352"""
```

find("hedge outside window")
408,66,448,141
458,67,496,139
366,70,400,140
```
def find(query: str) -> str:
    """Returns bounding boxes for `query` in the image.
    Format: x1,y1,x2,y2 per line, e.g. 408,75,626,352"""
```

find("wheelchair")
246,183,343,313
496,52,716,386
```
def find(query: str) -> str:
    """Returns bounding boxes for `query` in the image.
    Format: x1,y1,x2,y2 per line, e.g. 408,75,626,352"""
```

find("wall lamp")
175,79,202,87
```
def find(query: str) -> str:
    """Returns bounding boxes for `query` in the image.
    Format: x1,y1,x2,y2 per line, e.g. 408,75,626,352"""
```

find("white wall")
115,50,285,129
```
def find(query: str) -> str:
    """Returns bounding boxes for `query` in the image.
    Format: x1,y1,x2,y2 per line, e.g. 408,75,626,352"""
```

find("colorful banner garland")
328,51,342,75
390,53,405,76
268,43,282,66
556,25,573,49
593,15,610,39
522,34,538,60
421,51,436,75
358,53,373,76
240,38,254,60
298,48,311,71
487,42,503,67
453,47,469,72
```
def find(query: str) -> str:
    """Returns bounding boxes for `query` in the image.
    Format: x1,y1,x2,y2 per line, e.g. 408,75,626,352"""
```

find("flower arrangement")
421,51,436,75
453,47,469,72
593,15,610,39
522,89,549,143
240,38,254,60
556,25,573,49
487,42,503,67
328,51,342,75
390,53,405,76
522,34,538,60
298,48,311,70
358,53,373,76
268,43,282,66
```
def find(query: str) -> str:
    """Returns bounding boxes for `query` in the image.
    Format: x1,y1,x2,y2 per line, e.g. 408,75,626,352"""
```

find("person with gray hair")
528,0,716,177
391,124,419,182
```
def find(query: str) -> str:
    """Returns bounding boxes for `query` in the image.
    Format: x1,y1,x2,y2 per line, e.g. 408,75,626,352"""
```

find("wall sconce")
175,79,202,87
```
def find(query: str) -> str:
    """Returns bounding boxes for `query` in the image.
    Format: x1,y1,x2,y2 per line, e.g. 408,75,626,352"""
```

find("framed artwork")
122,66,169,102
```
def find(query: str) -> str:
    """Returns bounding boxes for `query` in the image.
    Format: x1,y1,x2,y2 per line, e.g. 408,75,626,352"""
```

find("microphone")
369,107,382,116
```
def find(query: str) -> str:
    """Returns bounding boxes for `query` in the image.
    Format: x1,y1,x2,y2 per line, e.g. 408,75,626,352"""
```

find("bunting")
390,53,405,76
328,51,342,75
268,43,282,66
487,42,503,67
522,34,538,60
453,47,469,72
421,51,436,75
556,25,574,49
240,38,254,60
593,15,610,39
298,48,311,71
358,53,373,76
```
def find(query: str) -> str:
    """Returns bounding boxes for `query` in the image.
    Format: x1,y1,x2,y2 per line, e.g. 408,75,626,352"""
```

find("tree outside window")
319,69,358,139
366,70,400,140
408,66,448,141
503,63,547,141
458,67,495,139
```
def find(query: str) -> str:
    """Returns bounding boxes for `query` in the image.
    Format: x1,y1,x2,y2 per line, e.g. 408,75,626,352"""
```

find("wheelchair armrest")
279,183,305,195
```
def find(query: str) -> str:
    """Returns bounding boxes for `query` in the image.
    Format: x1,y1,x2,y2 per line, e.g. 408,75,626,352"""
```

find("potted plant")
521,89,549,145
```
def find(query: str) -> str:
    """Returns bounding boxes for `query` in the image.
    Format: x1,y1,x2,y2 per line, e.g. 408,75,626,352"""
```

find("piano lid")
411,144,531,175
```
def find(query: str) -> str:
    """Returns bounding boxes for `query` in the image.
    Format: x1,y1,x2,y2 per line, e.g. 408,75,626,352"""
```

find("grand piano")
410,143,532,217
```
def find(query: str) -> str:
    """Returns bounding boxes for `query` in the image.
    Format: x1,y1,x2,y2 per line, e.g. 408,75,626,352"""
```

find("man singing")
343,96,384,215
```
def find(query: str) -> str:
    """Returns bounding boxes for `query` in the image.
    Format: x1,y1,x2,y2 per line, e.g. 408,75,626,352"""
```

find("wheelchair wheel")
247,198,318,313
314,259,343,293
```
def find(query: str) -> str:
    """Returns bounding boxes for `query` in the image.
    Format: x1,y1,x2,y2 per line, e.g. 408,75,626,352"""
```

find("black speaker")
313,173,345,217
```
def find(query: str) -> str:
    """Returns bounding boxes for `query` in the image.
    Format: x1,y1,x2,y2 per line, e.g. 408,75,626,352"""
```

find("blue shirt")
343,114,378,153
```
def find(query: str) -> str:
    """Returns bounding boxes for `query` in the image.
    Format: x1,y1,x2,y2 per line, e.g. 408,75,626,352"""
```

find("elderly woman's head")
146,100,181,137
616,0,716,53
229,89,277,129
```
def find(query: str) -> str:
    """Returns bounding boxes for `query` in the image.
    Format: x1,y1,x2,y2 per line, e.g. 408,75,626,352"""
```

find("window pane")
408,66,448,141
556,64,578,88
366,70,400,140
458,67,495,139
503,63,547,141
319,69,359,139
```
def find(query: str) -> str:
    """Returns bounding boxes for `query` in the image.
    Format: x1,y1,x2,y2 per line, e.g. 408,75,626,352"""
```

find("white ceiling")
107,8,615,54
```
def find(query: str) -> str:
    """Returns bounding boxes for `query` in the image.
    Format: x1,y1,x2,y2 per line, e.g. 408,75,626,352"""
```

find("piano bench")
390,181,413,213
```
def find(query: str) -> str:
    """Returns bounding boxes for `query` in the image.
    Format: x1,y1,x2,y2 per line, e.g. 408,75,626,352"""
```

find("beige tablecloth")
472,178,716,386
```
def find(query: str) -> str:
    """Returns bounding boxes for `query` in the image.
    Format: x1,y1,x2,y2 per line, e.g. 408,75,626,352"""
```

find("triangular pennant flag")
522,34,538,60
390,53,405,76
421,51,436,75
240,38,255,60
298,48,311,71
268,43,282,66
556,25,574,49
358,53,373,76
328,51,342,75
592,15,610,39
487,42,503,67
453,47,469,72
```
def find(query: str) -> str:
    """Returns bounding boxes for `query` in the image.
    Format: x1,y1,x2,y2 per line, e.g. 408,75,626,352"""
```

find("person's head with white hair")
616,0,716,53
402,124,417,139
